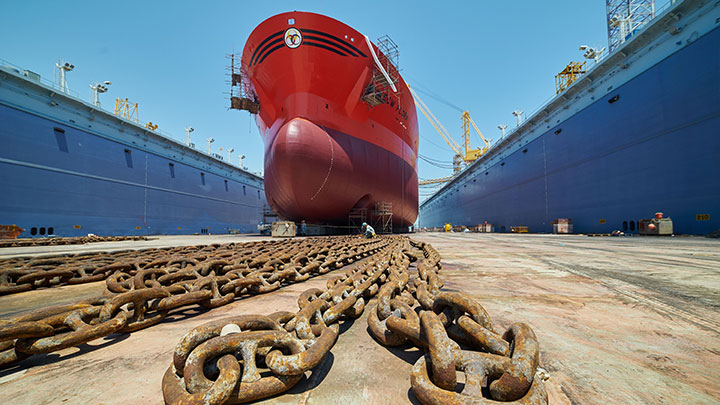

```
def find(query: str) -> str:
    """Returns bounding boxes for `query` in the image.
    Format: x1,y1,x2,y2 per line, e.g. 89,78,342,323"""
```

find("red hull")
241,11,418,227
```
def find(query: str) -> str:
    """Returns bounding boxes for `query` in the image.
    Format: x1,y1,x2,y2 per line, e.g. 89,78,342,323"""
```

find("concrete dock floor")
0,233,718,404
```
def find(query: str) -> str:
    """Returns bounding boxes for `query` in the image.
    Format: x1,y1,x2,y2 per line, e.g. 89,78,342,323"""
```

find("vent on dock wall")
124,149,133,168
54,127,69,152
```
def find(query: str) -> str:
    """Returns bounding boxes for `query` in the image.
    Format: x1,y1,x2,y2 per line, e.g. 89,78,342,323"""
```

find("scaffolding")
362,35,401,107
555,61,587,94
348,208,368,235
371,202,393,234
227,53,259,114
606,0,655,52
262,206,279,223
114,98,139,123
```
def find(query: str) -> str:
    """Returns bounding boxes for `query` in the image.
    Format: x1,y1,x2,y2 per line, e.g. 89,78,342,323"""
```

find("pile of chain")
0,237,376,295
164,237,548,404
0,236,390,369
0,235,149,248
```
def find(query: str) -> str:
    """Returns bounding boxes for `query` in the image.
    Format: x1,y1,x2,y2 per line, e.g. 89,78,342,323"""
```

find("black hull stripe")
303,35,358,57
300,28,366,57
252,28,364,66
255,40,350,65
250,30,283,65
303,41,349,56
257,43,285,64
253,37,284,66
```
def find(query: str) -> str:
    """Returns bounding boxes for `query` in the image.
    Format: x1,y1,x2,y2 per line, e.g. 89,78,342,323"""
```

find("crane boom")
411,85,491,187
461,111,491,162
419,176,455,185
409,86,463,155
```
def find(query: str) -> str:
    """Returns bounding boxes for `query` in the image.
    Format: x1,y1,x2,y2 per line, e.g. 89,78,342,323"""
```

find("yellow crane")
409,86,490,185
114,97,159,131
461,111,490,162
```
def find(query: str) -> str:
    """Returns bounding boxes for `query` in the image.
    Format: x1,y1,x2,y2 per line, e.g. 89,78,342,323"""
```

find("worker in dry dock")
362,222,375,238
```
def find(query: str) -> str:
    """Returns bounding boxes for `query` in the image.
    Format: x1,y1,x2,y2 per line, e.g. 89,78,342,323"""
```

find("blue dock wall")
0,104,266,237
419,24,720,234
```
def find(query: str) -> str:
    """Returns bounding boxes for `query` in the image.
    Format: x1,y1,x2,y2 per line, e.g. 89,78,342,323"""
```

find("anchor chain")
164,238,549,404
0,236,379,294
0,236,389,368
0,235,149,249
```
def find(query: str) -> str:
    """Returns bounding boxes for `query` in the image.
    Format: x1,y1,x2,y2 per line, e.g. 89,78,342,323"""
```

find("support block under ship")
0,61,266,237
237,11,419,231
420,0,720,235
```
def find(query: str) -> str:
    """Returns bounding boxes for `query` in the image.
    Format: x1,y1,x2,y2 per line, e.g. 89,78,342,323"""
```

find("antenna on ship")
227,148,234,162
89,81,111,107
185,127,194,147
239,154,246,169
56,60,74,94
498,125,507,138
206,137,215,154
512,110,524,127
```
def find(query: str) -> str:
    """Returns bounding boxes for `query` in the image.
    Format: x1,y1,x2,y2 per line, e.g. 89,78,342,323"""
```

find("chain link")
0,237,375,294
0,236,389,369
0,235,549,403
0,235,149,248
164,238,549,404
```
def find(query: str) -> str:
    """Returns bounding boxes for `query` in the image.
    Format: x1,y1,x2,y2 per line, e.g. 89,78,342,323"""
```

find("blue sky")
2,1,628,201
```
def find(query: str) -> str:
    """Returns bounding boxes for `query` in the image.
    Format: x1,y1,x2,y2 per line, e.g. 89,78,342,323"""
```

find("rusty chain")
0,235,548,403
0,235,149,248
164,238,548,404
0,236,390,369
0,236,377,295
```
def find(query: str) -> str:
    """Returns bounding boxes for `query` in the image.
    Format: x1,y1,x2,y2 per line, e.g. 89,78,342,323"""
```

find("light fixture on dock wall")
89,81,111,107
185,127,194,146
55,60,74,94
579,45,606,64
512,110,523,127
498,124,507,138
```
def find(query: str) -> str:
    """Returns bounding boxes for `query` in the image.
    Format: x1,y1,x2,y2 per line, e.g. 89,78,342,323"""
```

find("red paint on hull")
242,11,418,227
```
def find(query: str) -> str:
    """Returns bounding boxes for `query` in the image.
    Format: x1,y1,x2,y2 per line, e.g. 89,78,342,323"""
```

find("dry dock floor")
0,233,719,404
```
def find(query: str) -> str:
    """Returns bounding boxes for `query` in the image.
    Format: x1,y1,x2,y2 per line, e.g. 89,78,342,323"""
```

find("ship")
419,0,720,235
234,11,419,231
0,60,267,237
